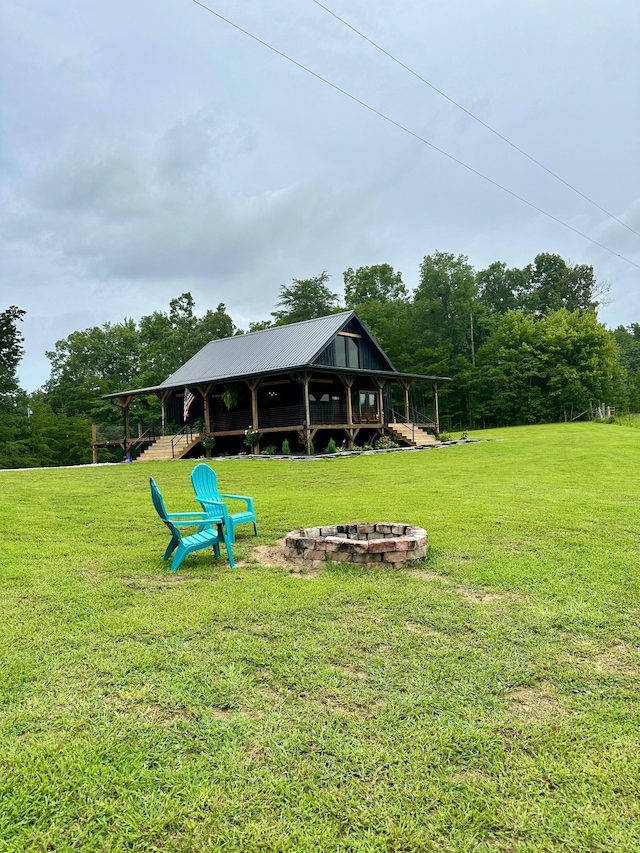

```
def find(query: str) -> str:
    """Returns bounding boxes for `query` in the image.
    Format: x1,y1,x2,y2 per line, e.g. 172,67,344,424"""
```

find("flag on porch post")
183,387,196,422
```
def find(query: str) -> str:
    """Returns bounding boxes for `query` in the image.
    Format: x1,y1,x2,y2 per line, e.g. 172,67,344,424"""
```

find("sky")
2,0,639,391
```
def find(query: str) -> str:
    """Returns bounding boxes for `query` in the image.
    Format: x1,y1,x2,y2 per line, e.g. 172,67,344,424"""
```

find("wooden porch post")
401,381,411,422
120,395,133,457
158,390,171,432
199,384,213,457
338,374,354,425
303,373,311,455
372,377,385,424
245,378,262,454
433,382,440,436
91,424,98,464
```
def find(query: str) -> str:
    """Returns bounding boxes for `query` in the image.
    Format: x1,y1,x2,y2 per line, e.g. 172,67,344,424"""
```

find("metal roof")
104,311,450,399
159,311,356,389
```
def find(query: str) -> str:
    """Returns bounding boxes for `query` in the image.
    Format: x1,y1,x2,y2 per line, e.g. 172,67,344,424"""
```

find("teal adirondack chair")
190,463,258,544
149,477,235,572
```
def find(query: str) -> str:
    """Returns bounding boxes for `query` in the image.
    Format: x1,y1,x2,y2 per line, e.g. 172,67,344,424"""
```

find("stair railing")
171,423,194,458
129,423,159,453
408,406,438,438
390,408,415,445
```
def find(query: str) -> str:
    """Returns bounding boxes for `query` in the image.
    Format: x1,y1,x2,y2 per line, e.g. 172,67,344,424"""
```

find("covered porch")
100,367,441,459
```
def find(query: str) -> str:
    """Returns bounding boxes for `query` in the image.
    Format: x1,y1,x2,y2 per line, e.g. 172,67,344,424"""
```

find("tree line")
1,252,639,467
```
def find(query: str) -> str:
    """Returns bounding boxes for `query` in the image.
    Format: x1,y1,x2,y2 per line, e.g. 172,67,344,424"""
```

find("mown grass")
0,423,638,852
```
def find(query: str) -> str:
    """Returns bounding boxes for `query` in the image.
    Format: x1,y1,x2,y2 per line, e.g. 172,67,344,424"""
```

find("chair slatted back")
191,464,219,501
150,478,180,538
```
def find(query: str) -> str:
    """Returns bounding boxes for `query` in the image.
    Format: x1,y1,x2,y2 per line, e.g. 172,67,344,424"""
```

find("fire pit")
284,523,428,570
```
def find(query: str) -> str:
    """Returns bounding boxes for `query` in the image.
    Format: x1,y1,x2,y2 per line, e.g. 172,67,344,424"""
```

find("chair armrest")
218,493,255,512
170,517,221,527
197,499,232,520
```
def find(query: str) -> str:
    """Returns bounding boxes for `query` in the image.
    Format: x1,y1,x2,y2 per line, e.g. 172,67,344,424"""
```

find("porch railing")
310,402,347,425
214,409,253,432
260,404,305,429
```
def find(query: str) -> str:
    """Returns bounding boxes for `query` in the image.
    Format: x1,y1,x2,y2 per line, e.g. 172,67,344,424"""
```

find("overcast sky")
2,0,639,391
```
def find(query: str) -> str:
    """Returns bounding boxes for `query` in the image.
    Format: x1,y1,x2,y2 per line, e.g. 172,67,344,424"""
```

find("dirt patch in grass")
208,707,251,720
122,574,193,592
452,767,490,784
258,685,285,703
251,538,287,567
507,682,561,721
305,693,385,718
405,570,445,582
251,538,325,577
103,695,191,725
593,640,637,676
337,665,368,681
405,621,442,638
456,587,511,604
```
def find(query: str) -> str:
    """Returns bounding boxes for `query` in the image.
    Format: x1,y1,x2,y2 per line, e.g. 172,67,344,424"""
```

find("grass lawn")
1,423,638,852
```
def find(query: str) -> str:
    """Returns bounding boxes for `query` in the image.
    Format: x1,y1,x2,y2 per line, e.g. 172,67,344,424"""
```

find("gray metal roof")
159,311,357,389
104,311,450,399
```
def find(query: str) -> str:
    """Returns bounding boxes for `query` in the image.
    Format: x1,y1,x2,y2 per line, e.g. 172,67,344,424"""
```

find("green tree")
521,253,602,315
414,252,478,359
271,272,340,325
138,297,237,385
0,305,26,410
247,319,274,333
613,324,640,411
343,264,407,308
476,261,526,315
474,309,624,425
45,319,142,422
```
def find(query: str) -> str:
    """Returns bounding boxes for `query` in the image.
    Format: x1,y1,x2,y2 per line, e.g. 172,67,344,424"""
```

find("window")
335,335,359,368
359,392,376,412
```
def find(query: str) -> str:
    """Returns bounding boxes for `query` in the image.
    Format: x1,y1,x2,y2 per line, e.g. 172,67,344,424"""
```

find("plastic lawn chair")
190,463,258,544
149,477,235,571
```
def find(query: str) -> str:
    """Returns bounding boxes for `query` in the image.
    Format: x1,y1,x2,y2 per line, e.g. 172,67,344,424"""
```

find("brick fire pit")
284,523,428,570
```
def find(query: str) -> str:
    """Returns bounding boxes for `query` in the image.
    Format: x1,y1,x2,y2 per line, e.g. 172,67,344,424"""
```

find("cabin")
98,311,449,460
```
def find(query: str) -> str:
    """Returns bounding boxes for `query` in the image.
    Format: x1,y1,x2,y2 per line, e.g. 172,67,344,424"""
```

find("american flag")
183,387,196,422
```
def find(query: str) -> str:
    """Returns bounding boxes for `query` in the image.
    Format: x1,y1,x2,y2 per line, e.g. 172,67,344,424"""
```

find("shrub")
374,434,399,450
243,428,259,448
325,438,337,454
281,439,290,455
438,432,452,442
262,444,277,456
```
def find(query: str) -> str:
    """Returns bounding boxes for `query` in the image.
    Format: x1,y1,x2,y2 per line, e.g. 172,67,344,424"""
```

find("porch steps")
136,435,202,461
386,423,437,448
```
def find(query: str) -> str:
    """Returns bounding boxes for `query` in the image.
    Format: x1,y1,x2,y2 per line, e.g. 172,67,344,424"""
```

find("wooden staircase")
386,423,437,448
136,434,202,462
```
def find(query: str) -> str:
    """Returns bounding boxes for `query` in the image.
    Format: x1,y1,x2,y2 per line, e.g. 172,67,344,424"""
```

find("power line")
190,1,640,271
312,0,640,242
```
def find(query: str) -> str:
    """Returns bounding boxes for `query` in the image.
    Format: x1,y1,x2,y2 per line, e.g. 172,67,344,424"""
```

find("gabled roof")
104,310,449,399
159,311,362,389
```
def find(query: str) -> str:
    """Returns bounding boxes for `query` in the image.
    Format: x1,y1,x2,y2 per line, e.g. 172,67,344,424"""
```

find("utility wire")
312,0,640,242
190,0,640,270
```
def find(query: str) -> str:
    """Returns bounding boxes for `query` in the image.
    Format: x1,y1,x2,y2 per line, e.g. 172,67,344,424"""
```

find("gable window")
335,334,359,368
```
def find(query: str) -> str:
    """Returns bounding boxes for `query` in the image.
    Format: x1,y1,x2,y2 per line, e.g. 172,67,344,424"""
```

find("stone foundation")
284,523,428,570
